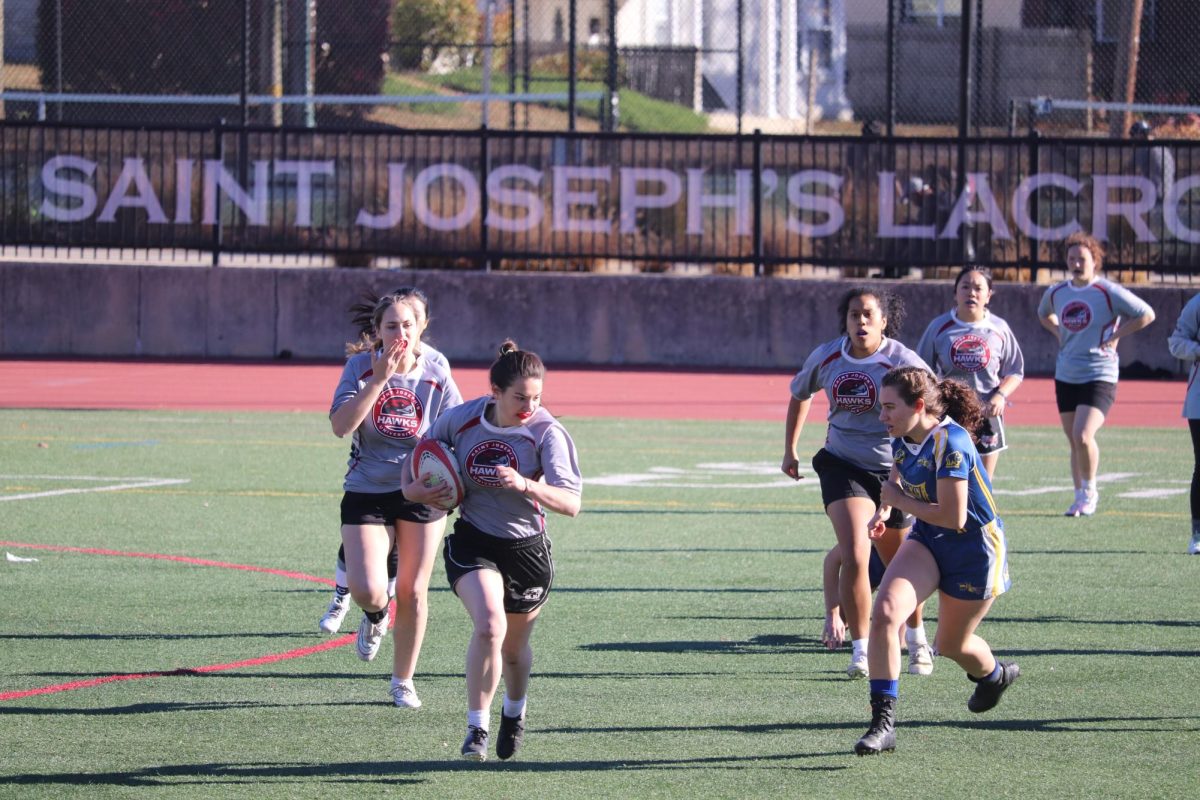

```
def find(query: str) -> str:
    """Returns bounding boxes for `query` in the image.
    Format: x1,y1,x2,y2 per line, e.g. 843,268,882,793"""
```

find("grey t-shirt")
790,336,931,472
1037,279,1153,384
331,350,463,493
916,309,1025,399
1168,291,1200,419
426,396,582,540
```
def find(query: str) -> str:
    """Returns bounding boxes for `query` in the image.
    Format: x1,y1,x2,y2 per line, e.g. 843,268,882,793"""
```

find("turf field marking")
0,474,189,502
0,540,353,703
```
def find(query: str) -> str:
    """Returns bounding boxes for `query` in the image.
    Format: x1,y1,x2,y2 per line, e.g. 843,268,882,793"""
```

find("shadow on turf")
1,752,850,787
579,633,827,656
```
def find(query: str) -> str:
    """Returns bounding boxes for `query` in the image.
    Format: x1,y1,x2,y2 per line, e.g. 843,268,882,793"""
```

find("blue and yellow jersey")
892,417,1001,536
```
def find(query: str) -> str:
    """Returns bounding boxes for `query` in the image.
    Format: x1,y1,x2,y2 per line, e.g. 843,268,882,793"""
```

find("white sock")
467,709,490,731
502,695,527,719
387,578,397,598
852,638,868,657
390,676,414,690
1081,479,1096,495
334,565,347,587
906,625,928,647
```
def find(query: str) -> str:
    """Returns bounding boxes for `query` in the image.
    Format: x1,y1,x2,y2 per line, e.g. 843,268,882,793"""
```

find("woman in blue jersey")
1167,291,1200,554
405,341,582,762
318,287,454,639
916,267,1025,479
855,366,1017,756
1038,232,1155,517
329,291,462,710
783,287,934,679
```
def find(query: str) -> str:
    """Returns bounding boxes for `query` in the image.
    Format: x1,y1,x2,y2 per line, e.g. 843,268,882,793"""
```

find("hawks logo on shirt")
1060,301,1093,332
372,387,423,439
831,371,877,415
464,440,520,487
949,334,990,373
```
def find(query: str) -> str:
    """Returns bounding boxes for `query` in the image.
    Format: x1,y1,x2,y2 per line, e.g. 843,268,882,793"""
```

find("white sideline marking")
1116,489,1188,499
0,474,190,502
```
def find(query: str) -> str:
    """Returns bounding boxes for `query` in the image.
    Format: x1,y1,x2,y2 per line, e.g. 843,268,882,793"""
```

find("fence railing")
2,120,1196,277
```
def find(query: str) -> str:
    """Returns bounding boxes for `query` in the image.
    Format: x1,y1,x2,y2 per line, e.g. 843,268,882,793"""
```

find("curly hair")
882,366,985,442
1062,231,1105,270
837,286,906,338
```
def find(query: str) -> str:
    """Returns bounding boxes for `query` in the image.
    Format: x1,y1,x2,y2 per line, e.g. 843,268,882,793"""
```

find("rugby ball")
411,439,464,510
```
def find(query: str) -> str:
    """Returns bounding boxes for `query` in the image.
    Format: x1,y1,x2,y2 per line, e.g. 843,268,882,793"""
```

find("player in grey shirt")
1167,291,1200,554
328,291,463,711
405,340,581,762
1037,232,1155,517
783,287,934,680
917,267,1025,478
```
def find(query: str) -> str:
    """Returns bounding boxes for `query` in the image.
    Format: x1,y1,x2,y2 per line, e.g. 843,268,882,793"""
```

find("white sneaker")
355,614,388,662
318,592,352,634
1189,531,1200,555
1078,490,1098,517
1065,489,1085,517
907,643,934,676
389,682,422,709
847,650,869,679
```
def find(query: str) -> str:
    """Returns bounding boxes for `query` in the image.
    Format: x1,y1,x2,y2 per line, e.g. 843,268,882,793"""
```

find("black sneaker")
854,694,897,756
461,725,488,761
496,713,526,760
968,661,1020,713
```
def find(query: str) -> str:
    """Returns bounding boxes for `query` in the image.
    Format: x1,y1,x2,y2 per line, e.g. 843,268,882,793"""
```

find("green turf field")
0,409,1196,798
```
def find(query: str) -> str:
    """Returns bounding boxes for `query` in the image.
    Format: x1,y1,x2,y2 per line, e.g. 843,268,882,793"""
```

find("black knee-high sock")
1190,419,1200,521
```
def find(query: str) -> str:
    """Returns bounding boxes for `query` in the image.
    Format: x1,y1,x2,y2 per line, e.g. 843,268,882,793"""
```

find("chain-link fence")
1,1,1196,137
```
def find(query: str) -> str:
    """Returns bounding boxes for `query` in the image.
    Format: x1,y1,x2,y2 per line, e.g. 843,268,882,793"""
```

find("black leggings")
1191,419,1200,520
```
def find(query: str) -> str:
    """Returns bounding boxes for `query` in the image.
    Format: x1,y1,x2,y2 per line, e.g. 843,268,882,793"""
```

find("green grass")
381,73,463,116
428,68,709,133
0,410,1196,798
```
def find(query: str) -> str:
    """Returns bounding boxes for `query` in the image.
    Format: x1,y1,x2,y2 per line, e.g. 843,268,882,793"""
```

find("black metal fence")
2,119,1195,277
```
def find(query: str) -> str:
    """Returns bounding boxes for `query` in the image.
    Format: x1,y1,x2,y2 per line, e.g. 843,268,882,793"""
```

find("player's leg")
495,608,542,760
454,568,508,761
342,522,394,661
856,538,939,755
1070,404,1107,515
935,592,1019,713
980,451,1000,479
1058,408,1084,514
828,496,879,678
318,542,352,634
1190,419,1200,554
874,525,933,674
387,516,444,708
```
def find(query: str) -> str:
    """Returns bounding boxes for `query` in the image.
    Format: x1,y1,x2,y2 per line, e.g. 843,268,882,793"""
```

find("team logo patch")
1060,300,1093,332
949,334,991,373
464,440,520,487
944,450,964,469
372,387,424,439
831,371,877,415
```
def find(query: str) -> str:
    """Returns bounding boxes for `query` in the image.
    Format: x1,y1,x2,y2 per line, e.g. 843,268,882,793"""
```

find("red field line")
0,359,1187,427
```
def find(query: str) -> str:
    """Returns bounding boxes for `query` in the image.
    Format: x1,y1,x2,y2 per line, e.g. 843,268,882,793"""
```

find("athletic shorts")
907,518,1011,601
340,489,445,526
1055,379,1117,416
975,415,1007,455
868,547,886,590
812,448,914,529
443,518,554,614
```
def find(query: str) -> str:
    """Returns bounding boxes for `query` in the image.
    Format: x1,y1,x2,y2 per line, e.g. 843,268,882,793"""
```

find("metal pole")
1109,0,1145,138
885,0,895,134
508,0,517,130
736,0,744,134
606,0,618,131
568,0,577,130
241,0,251,127
957,0,974,263
522,0,530,129
55,0,63,121
481,0,497,126
305,0,316,127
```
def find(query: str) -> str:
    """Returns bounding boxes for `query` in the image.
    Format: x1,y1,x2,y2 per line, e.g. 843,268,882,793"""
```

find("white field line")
0,475,190,502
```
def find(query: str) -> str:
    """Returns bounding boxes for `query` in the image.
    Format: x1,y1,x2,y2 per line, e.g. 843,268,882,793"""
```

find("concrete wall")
0,262,1191,377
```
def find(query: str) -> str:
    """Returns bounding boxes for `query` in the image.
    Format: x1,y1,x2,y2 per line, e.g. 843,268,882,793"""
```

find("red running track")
0,359,1187,427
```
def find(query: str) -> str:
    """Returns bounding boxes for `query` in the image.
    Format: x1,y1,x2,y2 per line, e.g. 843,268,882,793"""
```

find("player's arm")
781,395,812,480
868,465,899,540
1105,307,1156,350
330,344,404,438
882,476,968,530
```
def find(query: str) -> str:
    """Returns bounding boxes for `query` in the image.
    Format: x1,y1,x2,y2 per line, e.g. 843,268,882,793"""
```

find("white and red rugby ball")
411,439,465,510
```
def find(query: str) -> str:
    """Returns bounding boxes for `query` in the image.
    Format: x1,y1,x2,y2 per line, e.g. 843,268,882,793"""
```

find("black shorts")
443,518,554,614
1054,380,1117,416
340,490,446,526
811,448,913,529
